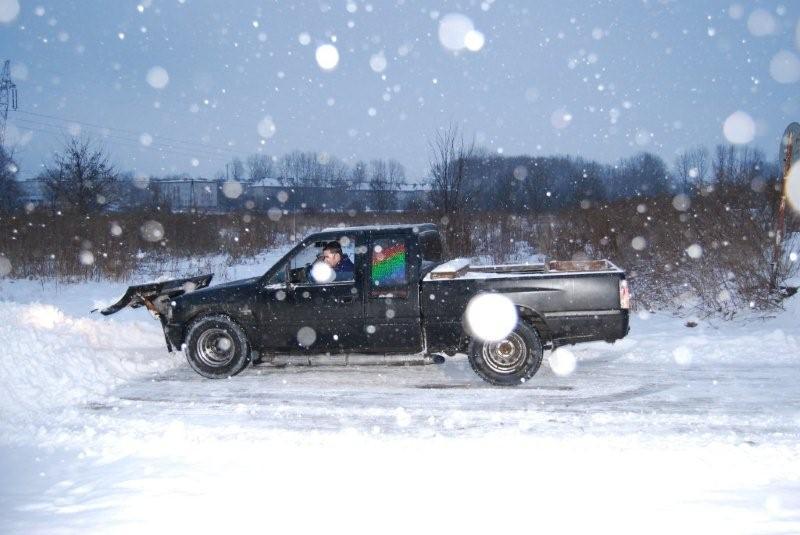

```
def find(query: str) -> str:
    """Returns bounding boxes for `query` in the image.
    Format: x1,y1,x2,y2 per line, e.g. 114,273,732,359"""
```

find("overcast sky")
1,0,798,182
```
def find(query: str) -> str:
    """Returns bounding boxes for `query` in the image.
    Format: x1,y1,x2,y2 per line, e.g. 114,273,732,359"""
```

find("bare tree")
350,160,368,190
325,157,351,189
42,137,118,214
712,145,766,188
427,124,475,256
366,159,406,211
227,157,246,182
367,159,388,211
387,159,406,189
571,158,607,203
0,145,21,213
246,154,274,182
674,146,709,191
279,150,319,187
608,152,670,198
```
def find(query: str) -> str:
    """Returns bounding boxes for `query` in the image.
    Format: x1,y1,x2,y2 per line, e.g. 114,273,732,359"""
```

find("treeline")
0,139,412,213
222,151,406,192
0,132,782,218
431,140,779,217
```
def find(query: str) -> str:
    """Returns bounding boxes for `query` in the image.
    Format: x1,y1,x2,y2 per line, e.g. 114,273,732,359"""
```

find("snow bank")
0,301,178,426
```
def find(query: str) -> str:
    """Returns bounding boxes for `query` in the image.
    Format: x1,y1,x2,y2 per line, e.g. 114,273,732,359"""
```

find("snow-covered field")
1,265,799,534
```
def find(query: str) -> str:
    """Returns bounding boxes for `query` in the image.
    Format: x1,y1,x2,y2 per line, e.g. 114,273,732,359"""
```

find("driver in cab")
314,241,354,282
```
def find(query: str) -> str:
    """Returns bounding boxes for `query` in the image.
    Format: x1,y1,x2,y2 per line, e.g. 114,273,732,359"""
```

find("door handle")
371,291,407,299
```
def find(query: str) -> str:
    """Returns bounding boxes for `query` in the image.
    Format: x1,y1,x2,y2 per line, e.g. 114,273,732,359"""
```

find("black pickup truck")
103,224,630,386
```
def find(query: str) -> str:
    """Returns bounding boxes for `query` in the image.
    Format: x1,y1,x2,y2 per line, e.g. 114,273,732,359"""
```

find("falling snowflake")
297,326,316,347
146,66,169,89
257,116,277,139
315,44,339,70
549,348,577,376
464,293,518,342
723,111,755,144
0,0,20,23
140,220,164,242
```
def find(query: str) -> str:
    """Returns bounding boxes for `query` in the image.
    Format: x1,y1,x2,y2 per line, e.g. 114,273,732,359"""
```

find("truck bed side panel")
421,276,574,351
545,274,628,343
421,272,628,351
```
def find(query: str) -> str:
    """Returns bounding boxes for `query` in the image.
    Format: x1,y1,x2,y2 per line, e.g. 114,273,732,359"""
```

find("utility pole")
772,122,800,291
0,60,19,147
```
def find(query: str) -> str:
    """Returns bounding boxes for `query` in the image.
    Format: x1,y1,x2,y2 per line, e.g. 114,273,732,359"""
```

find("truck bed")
421,258,628,351
424,258,624,281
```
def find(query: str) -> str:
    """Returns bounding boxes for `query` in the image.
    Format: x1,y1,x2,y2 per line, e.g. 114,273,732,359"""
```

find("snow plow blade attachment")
100,274,213,316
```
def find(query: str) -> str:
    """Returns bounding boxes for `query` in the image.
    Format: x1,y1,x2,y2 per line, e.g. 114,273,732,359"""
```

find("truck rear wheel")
184,315,251,378
468,322,543,386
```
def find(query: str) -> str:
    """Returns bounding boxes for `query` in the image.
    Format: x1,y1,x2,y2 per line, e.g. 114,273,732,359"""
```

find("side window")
419,231,443,263
284,237,356,285
419,231,443,274
289,243,323,272
371,238,408,292
266,263,287,285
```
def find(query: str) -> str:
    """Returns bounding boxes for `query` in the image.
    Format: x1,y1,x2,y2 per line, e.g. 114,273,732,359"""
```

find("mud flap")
160,316,174,352
100,274,213,316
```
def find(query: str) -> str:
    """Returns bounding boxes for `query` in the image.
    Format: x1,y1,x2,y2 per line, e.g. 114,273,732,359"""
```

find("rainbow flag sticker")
372,242,406,286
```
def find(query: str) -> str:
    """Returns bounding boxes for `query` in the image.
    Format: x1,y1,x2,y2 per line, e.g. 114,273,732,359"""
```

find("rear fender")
516,306,553,345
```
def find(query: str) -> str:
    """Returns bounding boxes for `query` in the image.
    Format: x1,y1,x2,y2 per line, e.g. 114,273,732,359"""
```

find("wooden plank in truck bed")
548,259,611,272
429,258,471,279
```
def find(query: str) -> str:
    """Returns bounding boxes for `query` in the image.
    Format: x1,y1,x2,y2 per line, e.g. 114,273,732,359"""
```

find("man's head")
321,241,343,268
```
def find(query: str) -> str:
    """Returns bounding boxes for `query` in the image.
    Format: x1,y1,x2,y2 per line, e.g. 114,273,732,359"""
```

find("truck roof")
319,223,438,235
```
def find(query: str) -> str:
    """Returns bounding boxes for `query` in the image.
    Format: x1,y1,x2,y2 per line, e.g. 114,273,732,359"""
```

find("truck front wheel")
184,315,251,378
468,322,543,386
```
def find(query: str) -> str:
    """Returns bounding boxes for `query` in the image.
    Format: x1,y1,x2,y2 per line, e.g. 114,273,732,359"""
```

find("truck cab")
252,223,442,355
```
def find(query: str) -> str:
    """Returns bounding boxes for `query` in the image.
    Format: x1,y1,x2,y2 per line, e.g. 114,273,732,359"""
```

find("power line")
11,116,235,163
14,64,242,136
9,119,234,169
15,109,246,157
11,117,229,161
16,108,244,156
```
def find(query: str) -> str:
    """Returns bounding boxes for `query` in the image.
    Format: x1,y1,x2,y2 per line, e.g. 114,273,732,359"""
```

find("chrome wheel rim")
482,332,527,374
196,328,236,367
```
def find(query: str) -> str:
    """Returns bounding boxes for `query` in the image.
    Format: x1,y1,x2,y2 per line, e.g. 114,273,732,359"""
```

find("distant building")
15,176,428,213
16,179,54,209
235,178,427,213
151,178,219,211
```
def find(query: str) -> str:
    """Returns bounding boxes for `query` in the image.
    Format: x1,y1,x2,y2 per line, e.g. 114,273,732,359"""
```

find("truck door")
256,235,366,353
364,234,423,353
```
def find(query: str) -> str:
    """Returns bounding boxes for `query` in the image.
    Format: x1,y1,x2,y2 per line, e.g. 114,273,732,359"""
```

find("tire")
468,321,543,386
184,314,251,378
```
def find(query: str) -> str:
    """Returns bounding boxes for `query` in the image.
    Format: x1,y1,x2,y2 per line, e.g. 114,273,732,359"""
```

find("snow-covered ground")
1,264,799,534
